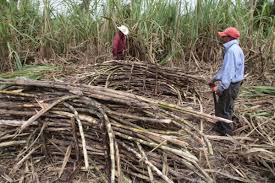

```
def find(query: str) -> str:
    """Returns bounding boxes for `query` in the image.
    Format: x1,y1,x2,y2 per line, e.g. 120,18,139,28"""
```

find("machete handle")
208,83,216,88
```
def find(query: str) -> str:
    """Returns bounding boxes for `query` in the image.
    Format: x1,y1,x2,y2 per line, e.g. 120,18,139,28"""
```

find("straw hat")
117,25,129,36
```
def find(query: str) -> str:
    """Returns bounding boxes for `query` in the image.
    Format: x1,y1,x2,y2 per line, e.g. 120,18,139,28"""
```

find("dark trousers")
215,82,241,135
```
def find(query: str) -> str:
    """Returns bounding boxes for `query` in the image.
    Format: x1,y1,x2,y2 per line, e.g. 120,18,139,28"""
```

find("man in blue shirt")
209,27,244,136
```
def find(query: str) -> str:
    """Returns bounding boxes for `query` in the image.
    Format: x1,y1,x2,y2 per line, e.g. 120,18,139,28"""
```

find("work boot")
213,121,233,136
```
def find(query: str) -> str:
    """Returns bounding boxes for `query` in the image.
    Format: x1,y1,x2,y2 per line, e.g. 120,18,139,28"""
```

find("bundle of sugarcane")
0,79,274,183
237,86,275,117
70,60,206,104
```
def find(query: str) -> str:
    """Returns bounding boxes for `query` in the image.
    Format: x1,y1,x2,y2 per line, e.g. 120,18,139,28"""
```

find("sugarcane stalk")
115,131,198,163
136,142,155,183
119,141,174,183
64,103,89,170
19,95,78,132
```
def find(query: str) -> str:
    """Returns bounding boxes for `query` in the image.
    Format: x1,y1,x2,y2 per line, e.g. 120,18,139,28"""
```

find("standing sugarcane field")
0,0,275,182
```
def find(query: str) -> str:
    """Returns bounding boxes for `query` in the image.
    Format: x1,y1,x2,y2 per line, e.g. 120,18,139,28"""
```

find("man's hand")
211,85,217,92
211,86,222,96
209,83,222,96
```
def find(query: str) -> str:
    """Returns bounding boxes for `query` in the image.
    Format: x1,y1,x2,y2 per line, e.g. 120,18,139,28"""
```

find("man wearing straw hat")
112,25,129,60
209,27,245,136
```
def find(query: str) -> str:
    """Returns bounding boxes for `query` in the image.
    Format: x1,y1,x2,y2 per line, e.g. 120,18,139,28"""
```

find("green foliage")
0,0,274,69
252,86,275,95
0,64,60,80
241,86,275,97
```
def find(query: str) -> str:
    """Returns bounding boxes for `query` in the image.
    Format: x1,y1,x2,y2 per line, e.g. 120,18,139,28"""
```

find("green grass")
252,86,275,96
0,0,274,70
241,86,275,97
240,85,275,118
0,64,59,80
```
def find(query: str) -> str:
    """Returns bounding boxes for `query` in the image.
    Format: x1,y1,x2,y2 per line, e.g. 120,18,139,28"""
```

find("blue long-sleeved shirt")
213,39,244,92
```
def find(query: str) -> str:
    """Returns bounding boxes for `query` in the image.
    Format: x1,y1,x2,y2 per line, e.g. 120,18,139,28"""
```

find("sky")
37,0,197,15
12,0,275,16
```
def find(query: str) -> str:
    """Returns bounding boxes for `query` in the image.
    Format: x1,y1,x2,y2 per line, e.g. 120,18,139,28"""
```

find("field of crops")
1,0,274,70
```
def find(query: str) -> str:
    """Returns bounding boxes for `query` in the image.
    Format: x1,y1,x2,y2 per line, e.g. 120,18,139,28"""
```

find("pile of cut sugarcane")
0,78,274,183
67,60,205,104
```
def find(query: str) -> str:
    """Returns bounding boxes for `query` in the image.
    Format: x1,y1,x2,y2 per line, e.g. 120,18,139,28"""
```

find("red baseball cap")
218,27,240,39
